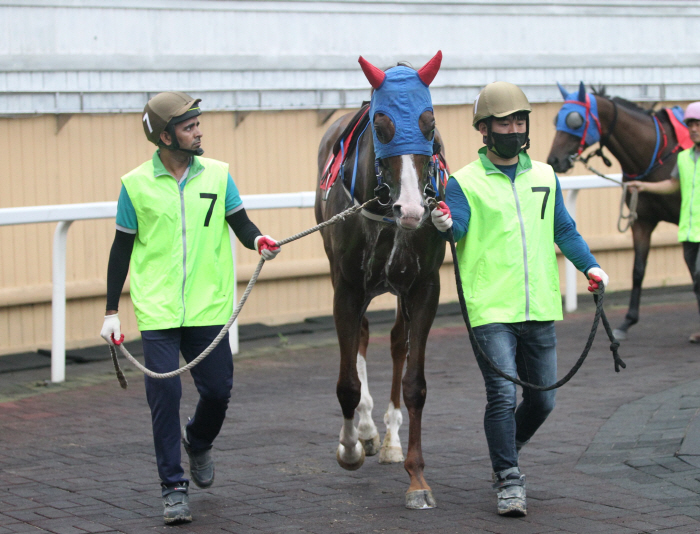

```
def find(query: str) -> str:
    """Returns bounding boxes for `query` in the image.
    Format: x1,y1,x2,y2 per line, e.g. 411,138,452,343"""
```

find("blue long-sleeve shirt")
444,163,599,274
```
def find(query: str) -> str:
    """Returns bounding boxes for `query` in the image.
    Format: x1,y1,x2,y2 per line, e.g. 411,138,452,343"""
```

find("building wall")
0,100,690,354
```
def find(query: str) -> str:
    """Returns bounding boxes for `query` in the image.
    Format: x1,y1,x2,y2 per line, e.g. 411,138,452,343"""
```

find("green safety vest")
677,148,700,243
122,152,234,331
452,148,562,327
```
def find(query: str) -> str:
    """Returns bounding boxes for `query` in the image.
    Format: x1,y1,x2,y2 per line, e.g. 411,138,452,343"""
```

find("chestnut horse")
547,82,686,340
314,52,446,509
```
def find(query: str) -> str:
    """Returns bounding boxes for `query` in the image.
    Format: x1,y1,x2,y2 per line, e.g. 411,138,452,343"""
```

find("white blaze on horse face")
356,354,379,441
395,155,425,229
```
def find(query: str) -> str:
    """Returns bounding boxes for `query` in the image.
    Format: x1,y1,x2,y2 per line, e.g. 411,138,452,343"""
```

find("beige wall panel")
0,101,694,355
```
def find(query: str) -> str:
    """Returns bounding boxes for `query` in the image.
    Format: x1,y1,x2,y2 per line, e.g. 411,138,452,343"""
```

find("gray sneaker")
182,425,215,488
493,467,527,517
162,482,192,525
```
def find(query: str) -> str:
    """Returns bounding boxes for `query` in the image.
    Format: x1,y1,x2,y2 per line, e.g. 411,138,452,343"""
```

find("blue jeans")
142,325,234,486
471,321,557,474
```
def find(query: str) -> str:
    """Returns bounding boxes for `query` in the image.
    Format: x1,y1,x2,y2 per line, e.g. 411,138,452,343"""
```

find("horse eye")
565,111,584,129
419,110,435,141
374,113,395,144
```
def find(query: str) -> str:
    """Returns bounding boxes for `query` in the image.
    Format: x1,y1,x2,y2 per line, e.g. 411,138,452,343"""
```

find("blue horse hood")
556,85,600,146
369,66,434,159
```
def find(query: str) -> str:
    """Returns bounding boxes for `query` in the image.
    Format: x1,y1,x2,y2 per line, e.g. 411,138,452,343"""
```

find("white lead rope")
109,197,378,388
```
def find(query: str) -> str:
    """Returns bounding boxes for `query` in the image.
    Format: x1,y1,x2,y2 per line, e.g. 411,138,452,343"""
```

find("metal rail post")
51,220,73,383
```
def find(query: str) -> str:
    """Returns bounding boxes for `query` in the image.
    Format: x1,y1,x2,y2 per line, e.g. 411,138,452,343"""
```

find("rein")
442,223,625,390
108,196,381,389
571,98,683,233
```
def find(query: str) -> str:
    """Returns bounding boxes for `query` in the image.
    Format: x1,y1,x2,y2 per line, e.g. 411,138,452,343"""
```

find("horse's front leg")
356,315,381,456
402,274,440,510
379,299,407,464
614,218,656,340
334,280,366,471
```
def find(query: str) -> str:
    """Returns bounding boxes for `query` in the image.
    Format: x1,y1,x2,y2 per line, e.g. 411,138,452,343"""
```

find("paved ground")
1,287,700,533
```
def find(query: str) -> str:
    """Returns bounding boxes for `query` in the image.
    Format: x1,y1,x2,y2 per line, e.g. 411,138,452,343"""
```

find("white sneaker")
493,467,527,517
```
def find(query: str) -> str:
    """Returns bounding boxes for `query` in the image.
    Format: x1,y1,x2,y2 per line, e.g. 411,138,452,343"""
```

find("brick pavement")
1,288,700,533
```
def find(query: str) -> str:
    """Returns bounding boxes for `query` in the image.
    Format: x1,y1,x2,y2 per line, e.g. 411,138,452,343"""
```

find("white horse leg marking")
356,354,381,455
337,416,365,470
379,401,405,464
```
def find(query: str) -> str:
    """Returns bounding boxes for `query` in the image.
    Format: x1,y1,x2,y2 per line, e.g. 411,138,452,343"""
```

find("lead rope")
436,204,625,391
574,155,638,234
109,197,379,389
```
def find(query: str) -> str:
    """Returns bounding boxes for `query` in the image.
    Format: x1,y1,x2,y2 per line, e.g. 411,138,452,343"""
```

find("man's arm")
552,176,599,273
106,230,135,314
440,177,471,241
225,208,261,250
626,178,680,195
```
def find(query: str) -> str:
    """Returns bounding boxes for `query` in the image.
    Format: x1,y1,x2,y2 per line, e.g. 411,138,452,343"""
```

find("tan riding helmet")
142,91,202,145
472,81,532,129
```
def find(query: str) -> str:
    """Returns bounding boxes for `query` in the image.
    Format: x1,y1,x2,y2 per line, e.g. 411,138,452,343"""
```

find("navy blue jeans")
142,325,233,486
471,321,557,474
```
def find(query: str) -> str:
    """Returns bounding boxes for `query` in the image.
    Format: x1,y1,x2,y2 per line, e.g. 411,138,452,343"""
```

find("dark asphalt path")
1,287,700,533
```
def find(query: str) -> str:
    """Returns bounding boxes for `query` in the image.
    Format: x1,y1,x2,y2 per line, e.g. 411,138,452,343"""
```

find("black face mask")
489,132,528,159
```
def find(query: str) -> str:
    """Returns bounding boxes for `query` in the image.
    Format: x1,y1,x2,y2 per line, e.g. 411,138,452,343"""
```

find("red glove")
586,267,609,294
431,201,453,232
255,235,281,260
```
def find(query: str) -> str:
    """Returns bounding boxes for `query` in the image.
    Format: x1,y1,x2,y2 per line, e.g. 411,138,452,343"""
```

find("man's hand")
586,267,609,295
255,235,281,260
100,313,123,346
431,201,453,232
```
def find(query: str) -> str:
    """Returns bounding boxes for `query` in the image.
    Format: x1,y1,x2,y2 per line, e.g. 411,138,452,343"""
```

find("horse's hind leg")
379,301,406,464
356,315,381,456
615,220,655,340
334,282,366,471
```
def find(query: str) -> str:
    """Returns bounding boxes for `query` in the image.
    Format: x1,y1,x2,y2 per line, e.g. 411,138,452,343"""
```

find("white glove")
254,235,281,261
431,201,453,232
586,267,609,295
100,313,123,346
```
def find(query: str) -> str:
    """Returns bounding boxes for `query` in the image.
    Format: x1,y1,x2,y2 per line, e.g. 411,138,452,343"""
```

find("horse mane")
591,85,656,116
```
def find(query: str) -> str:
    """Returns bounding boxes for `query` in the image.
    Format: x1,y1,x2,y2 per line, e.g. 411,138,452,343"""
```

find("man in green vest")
627,102,700,342
430,81,608,517
99,92,281,524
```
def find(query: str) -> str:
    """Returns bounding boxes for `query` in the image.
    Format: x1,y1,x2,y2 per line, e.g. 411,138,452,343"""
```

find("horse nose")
547,155,569,173
393,202,425,230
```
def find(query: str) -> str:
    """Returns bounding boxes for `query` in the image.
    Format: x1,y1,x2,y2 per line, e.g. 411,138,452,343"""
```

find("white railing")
0,175,619,383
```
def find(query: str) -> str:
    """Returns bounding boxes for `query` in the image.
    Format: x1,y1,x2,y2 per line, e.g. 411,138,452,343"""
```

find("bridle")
371,150,448,210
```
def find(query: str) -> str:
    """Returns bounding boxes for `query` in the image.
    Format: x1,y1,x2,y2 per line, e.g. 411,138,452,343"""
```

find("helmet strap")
159,126,204,156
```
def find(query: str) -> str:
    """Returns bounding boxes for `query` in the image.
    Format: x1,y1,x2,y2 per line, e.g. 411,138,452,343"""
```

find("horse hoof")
378,446,404,464
336,443,365,471
360,434,381,456
613,328,627,341
405,489,437,510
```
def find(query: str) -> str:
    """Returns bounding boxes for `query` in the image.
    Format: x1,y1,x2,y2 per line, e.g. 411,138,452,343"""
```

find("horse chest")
360,229,423,295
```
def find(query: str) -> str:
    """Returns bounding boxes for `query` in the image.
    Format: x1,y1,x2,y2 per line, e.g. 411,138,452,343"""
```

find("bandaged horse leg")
357,317,381,456
334,281,366,471
379,303,406,464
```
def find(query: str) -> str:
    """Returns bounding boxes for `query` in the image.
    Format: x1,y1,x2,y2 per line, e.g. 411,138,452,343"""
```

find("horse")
547,81,690,340
314,51,447,510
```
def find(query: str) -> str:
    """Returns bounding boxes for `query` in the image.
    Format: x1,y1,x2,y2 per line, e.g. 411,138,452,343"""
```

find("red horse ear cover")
417,50,442,86
358,56,386,89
